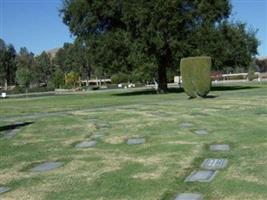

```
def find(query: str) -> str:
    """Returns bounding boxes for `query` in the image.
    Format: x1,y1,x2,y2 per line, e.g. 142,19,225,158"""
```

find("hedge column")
180,56,212,98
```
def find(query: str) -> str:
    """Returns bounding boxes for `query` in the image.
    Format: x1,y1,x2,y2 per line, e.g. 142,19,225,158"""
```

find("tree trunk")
4,79,8,90
86,67,91,87
157,64,168,93
96,76,98,86
79,76,82,87
157,44,171,93
86,75,89,87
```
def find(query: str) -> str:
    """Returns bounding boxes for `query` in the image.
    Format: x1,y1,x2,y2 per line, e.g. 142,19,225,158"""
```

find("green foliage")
2,84,267,199
16,47,34,69
34,51,53,84
111,73,129,84
247,69,255,81
65,71,79,87
180,56,211,98
53,43,77,73
52,68,65,88
60,0,234,92
15,67,32,88
53,40,93,85
15,47,34,88
0,38,17,88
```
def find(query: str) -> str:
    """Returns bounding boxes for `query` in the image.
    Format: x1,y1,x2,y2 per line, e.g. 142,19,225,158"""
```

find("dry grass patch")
2,188,44,200
104,135,128,144
0,163,30,185
131,166,168,180
222,193,267,200
166,140,198,145
225,165,266,185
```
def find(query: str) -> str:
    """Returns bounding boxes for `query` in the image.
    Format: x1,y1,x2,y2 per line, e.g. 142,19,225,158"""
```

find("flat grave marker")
75,140,97,148
91,134,104,139
194,130,208,135
127,138,145,145
210,144,230,151
31,162,63,172
0,187,10,195
180,123,193,128
201,158,228,170
175,193,202,200
185,170,217,182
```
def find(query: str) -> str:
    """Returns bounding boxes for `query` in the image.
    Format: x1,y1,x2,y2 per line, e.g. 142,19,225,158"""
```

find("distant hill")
46,48,59,58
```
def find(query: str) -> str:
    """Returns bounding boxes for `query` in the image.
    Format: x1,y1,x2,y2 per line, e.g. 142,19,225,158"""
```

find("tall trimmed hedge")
180,56,211,98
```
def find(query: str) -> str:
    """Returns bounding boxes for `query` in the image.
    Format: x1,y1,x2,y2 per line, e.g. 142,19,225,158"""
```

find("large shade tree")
60,0,232,92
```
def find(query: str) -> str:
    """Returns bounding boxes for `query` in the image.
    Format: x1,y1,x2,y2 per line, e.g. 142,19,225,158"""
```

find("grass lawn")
0,83,267,200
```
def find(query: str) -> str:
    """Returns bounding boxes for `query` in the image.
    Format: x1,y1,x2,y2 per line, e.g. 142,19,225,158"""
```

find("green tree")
53,43,79,74
65,71,79,87
16,47,35,87
188,21,259,72
0,39,7,88
15,67,32,89
52,68,65,88
60,0,232,93
111,72,129,84
72,39,93,86
0,38,17,90
34,51,53,85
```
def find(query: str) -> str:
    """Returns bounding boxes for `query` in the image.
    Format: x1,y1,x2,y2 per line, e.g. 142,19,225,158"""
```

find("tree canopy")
0,39,17,89
60,0,258,92
0,1,260,91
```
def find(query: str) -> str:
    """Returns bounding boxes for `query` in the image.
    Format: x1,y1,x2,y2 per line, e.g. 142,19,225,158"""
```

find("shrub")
65,71,79,87
111,72,129,84
52,69,64,88
15,68,32,89
247,61,257,81
180,56,211,98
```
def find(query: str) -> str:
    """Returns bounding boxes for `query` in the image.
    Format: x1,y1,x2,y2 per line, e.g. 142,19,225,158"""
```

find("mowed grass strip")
0,83,267,199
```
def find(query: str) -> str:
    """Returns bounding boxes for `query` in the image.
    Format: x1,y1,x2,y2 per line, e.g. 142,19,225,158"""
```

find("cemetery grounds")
0,82,267,200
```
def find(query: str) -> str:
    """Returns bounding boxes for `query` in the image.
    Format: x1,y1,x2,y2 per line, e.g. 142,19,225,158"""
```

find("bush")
180,56,211,98
65,71,79,87
111,73,129,84
15,68,32,88
52,69,64,88
247,61,257,81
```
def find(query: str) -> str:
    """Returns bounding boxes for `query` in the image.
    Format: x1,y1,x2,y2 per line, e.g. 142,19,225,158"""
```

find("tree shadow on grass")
0,122,33,132
187,94,218,100
211,85,259,91
114,85,259,96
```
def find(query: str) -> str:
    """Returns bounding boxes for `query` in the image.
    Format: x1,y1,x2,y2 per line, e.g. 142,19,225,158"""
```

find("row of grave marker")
0,121,230,199
0,121,146,196
175,123,230,200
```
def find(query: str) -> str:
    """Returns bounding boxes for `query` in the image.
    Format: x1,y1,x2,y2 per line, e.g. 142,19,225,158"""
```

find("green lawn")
1,83,267,200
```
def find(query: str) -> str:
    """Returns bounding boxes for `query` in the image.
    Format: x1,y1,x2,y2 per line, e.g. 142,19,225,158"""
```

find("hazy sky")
0,0,266,57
